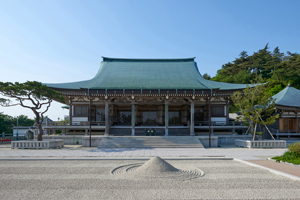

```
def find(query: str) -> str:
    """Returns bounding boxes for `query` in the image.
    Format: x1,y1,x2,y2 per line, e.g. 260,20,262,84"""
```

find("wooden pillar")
226,101,229,125
62,128,66,135
297,111,299,133
69,100,72,125
190,101,195,136
131,102,135,136
105,100,110,136
208,95,211,147
165,101,169,136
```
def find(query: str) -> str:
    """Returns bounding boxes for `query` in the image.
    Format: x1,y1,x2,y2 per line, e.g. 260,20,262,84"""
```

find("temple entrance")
96,109,105,122
118,110,131,125
142,111,157,125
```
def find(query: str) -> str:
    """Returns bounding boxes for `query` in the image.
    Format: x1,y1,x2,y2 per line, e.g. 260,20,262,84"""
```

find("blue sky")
1,0,300,120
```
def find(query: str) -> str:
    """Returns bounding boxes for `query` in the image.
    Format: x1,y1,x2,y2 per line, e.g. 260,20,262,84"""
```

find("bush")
288,142,300,156
273,151,300,165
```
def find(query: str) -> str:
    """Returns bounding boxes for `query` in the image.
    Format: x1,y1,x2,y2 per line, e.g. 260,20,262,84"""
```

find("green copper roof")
273,86,300,108
45,57,249,90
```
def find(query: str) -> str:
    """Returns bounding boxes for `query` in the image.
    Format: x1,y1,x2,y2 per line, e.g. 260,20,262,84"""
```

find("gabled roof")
45,57,249,90
273,85,300,109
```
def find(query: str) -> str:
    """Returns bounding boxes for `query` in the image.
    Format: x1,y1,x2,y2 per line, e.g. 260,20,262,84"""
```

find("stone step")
97,136,204,148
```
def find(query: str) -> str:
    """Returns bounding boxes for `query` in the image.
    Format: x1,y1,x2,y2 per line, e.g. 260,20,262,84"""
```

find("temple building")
45,57,249,136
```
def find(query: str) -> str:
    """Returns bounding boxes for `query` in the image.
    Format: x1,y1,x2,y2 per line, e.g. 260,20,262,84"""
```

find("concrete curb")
0,156,233,161
234,158,300,181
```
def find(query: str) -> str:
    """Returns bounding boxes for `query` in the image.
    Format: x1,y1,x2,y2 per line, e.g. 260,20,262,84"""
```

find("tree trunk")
35,113,43,141
37,123,43,141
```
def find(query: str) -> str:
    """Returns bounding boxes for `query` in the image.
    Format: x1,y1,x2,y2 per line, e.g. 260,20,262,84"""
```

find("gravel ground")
0,159,299,199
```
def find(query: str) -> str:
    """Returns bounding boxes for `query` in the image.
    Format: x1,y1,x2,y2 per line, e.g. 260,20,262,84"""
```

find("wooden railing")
194,121,247,126
47,121,105,126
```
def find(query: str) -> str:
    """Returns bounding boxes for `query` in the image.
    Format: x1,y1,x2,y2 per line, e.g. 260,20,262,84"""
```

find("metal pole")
69,100,73,125
89,94,92,147
208,96,211,147
17,116,19,141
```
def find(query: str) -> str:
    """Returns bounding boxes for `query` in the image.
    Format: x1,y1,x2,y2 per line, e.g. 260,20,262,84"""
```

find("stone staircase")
97,136,204,148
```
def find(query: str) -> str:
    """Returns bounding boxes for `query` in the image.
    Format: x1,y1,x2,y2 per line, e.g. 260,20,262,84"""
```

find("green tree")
211,44,300,94
0,81,64,141
231,76,279,140
202,73,211,80
0,113,34,134
12,115,35,127
0,113,14,134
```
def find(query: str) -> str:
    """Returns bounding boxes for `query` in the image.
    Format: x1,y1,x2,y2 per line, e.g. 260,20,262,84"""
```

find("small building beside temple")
272,85,300,133
45,57,249,136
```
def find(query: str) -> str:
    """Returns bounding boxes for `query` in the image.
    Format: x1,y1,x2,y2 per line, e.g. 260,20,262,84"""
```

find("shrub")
282,151,300,160
273,151,300,165
288,142,300,156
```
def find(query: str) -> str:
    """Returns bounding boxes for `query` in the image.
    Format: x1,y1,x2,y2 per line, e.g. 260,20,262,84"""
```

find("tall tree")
0,81,64,141
231,76,279,140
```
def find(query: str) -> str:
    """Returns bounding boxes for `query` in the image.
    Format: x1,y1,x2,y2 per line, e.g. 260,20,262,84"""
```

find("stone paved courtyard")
0,159,300,200
0,144,287,160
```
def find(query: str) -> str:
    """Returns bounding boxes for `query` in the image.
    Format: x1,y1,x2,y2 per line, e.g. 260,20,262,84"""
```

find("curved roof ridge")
44,57,251,91
273,86,300,108
273,86,290,104
102,57,196,62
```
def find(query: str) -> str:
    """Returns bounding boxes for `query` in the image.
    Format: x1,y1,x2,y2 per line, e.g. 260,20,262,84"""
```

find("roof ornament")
166,95,169,100
192,95,195,100
105,95,108,99
131,95,134,100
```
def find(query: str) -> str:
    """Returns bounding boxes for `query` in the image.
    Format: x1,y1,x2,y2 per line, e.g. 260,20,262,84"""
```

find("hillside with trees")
207,44,300,95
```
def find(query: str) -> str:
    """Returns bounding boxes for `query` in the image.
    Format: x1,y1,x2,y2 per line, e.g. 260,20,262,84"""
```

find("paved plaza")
0,144,288,160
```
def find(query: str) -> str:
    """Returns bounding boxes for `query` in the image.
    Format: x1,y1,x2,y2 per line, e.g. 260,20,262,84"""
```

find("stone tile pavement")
0,144,287,160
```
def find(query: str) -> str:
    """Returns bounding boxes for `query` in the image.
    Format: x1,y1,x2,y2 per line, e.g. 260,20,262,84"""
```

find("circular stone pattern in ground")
111,156,205,180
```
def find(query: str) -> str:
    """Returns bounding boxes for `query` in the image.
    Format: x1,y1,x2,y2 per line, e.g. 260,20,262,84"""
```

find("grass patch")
272,151,300,165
